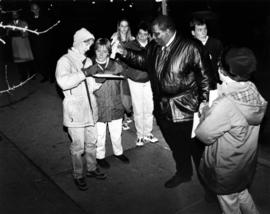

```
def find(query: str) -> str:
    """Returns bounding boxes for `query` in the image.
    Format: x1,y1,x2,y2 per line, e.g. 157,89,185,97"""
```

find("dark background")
1,0,270,73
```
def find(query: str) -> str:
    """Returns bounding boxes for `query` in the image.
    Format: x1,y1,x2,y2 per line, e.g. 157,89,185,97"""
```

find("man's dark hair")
189,17,207,31
136,21,151,35
152,15,176,32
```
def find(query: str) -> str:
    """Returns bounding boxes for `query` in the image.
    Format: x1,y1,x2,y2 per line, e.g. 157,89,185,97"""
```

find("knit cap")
73,28,95,47
225,47,256,81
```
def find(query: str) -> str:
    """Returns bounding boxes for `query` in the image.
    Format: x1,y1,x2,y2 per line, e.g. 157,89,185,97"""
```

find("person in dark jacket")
190,17,223,89
93,38,130,169
125,22,158,147
111,18,135,131
28,3,53,83
114,15,211,188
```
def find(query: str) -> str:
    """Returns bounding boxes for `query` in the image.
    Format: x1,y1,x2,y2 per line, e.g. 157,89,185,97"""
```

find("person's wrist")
122,49,127,58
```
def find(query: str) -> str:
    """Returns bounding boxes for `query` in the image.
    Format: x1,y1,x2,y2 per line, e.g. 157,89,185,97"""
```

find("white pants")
128,79,154,139
68,125,97,179
96,118,123,159
217,189,260,214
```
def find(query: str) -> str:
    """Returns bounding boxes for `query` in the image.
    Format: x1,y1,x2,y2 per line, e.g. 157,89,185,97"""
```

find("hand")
112,41,125,56
198,101,210,118
81,64,98,77
95,78,106,83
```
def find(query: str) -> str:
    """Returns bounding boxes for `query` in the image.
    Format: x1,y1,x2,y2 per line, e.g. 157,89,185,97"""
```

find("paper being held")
209,89,218,107
191,89,218,138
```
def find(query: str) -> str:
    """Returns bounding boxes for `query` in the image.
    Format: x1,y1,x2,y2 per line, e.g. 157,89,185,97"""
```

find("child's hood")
219,81,268,125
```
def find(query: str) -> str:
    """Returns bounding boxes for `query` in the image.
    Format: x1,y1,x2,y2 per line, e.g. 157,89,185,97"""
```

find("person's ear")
191,30,195,37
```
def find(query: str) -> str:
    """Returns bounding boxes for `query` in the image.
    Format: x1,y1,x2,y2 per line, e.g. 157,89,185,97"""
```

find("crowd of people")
55,13,268,214
2,2,268,213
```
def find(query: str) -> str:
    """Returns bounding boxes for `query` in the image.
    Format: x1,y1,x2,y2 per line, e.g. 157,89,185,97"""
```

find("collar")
218,81,249,95
163,31,176,50
200,36,209,46
138,40,148,48
69,47,86,62
96,58,109,71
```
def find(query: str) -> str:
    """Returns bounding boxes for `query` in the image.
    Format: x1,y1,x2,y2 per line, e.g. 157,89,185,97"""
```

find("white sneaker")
126,117,132,124
144,134,158,143
122,122,130,131
136,138,145,147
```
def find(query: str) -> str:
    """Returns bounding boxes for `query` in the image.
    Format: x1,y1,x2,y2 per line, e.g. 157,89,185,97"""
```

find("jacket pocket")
172,91,199,113
63,96,88,124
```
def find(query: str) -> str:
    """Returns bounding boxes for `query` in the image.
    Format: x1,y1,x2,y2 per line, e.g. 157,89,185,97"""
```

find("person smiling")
115,15,211,189
92,38,131,169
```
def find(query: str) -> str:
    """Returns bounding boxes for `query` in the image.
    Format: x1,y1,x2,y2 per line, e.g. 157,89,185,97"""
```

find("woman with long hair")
111,18,135,130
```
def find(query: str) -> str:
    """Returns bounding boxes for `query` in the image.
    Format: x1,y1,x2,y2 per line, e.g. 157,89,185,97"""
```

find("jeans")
68,125,97,179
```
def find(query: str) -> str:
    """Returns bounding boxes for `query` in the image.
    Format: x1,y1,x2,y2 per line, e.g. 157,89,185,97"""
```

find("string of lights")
0,65,36,95
0,38,5,44
0,20,61,36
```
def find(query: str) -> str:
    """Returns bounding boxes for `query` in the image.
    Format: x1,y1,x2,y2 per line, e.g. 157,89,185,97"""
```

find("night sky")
1,0,270,72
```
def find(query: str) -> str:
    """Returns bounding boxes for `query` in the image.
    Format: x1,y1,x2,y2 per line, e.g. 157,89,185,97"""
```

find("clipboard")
93,73,125,79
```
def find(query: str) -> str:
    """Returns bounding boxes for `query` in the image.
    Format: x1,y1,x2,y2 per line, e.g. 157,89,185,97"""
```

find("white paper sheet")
93,73,124,79
191,89,218,138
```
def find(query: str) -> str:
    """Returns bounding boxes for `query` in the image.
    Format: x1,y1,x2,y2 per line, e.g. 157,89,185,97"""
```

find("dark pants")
156,117,205,178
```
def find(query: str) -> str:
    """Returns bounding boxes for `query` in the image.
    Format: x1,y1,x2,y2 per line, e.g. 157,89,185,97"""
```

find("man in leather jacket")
115,15,211,188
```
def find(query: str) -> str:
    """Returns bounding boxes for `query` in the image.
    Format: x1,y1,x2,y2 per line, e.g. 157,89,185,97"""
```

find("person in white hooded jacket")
195,47,268,213
55,28,106,191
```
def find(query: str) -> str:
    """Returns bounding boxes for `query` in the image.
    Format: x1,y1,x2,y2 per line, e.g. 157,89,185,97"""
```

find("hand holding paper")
191,89,219,138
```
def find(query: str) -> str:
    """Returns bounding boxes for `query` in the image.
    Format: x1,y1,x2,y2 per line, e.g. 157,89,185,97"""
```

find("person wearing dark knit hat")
219,47,257,82
195,47,268,214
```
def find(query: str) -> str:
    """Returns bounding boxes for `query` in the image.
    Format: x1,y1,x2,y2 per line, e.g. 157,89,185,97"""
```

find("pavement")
1,65,270,214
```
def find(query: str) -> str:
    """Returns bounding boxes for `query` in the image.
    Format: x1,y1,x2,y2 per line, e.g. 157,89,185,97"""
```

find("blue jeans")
68,125,97,179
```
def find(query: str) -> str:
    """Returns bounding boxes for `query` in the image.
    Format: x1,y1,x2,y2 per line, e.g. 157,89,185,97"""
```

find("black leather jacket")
121,34,210,122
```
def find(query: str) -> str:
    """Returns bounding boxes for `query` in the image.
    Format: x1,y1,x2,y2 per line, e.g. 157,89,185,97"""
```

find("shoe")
164,174,191,188
86,168,107,180
144,134,158,143
114,154,130,163
122,122,130,131
136,137,145,147
97,158,110,169
126,117,132,124
74,177,88,191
